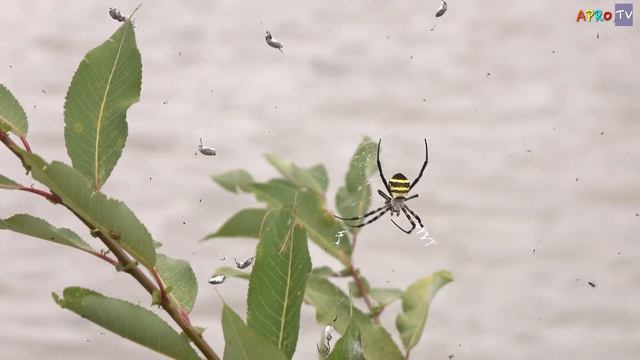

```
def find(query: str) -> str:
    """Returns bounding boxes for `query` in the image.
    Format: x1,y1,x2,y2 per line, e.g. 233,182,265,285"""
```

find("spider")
335,138,428,234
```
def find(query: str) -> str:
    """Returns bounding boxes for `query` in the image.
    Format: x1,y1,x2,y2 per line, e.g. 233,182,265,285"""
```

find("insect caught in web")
109,7,126,22
198,137,217,156
234,256,255,269
334,138,428,234
208,274,226,285
265,31,284,53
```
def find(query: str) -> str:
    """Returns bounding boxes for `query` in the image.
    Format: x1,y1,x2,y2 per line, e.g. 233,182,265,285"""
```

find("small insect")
335,139,428,234
588,281,596,288
234,256,255,269
323,326,334,350
109,7,126,22
430,0,448,31
435,0,448,17
265,31,284,53
317,325,334,356
208,274,226,285
198,137,216,156
334,230,347,246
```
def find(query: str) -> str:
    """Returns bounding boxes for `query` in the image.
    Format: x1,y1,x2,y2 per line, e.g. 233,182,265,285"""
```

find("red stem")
19,136,32,152
88,251,119,266
150,268,165,296
19,186,61,203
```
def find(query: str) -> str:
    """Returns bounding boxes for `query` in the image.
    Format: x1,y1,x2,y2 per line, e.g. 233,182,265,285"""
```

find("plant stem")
69,207,220,360
1,137,221,360
19,136,32,152
88,250,119,266
348,233,380,324
0,131,25,161
19,186,61,203
351,230,360,253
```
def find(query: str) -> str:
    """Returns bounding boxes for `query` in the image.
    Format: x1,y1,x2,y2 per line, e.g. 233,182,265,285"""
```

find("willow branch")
1,137,221,360
65,205,220,360
348,233,380,324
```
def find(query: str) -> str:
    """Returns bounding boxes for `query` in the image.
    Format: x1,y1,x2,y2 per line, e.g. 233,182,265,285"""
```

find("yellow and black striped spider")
335,139,428,234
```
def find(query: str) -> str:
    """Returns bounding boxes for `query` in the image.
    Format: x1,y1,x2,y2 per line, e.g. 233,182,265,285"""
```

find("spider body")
389,173,410,198
335,139,428,234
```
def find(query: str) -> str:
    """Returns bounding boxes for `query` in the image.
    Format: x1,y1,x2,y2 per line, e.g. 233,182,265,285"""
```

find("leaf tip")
51,292,63,307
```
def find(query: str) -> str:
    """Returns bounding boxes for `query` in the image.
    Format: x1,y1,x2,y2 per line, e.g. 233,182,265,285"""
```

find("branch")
68,206,220,360
19,186,61,203
19,136,32,152
87,250,119,266
1,137,221,360
348,233,380,324
0,131,26,161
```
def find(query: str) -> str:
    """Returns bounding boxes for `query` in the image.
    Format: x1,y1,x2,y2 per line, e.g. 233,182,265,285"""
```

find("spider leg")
377,189,391,201
390,207,416,234
348,207,391,228
403,205,424,228
409,138,428,191
405,194,418,201
334,203,389,221
377,139,392,195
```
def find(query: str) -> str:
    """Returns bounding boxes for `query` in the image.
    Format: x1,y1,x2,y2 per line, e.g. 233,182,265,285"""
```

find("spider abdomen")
389,173,410,198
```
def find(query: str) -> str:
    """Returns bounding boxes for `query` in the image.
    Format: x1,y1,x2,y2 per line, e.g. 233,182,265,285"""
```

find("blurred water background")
1,0,639,359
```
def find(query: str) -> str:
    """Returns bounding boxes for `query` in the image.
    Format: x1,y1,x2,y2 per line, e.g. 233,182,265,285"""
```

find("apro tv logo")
577,3,633,26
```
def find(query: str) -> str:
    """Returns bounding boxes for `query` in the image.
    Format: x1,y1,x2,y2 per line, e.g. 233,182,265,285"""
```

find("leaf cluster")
207,140,453,359
0,14,452,360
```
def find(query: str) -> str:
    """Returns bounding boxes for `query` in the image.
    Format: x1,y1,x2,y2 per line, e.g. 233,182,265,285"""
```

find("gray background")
1,0,639,359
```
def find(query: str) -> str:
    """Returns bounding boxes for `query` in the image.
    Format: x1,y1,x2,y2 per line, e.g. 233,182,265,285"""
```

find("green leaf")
369,288,403,307
212,169,254,193
20,152,156,268
155,254,198,313
361,325,404,360
202,208,266,240
308,164,329,194
348,277,370,298
0,83,28,137
304,275,370,334
212,266,251,280
247,208,312,359
311,266,337,277
265,154,328,195
304,275,403,359
395,270,453,352
327,321,364,360
248,179,351,265
222,304,287,360
0,174,20,190
335,137,378,231
53,287,199,360
0,214,94,252
64,20,142,190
